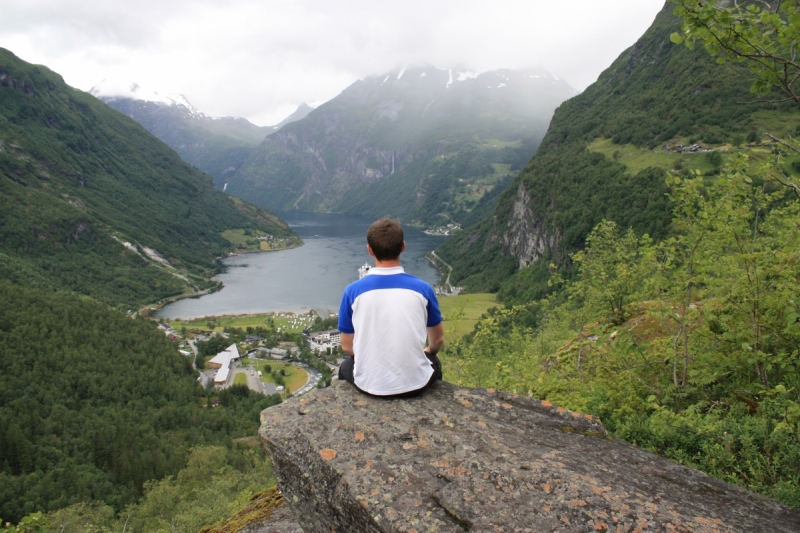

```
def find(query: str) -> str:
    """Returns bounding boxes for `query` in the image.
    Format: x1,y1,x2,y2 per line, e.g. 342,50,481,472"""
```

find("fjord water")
156,212,446,319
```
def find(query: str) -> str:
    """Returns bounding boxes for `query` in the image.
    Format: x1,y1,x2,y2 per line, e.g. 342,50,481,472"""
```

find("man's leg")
338,356,355,384
425,352,443,381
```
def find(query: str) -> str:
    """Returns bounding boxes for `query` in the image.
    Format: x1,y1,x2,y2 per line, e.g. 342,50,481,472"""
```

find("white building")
308,329,342,352
207,344,240,387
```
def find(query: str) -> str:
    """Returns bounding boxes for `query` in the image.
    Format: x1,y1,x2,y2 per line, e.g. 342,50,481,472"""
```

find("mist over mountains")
91,80,314,187
224,65,575,228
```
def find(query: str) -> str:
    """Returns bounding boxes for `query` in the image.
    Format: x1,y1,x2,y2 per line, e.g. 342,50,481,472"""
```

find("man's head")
367,219,405,261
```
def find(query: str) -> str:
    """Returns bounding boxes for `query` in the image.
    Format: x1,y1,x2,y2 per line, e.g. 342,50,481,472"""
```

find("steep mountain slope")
91,80,275,188
437,3,800,301
0,48,299,309
226,66,575,228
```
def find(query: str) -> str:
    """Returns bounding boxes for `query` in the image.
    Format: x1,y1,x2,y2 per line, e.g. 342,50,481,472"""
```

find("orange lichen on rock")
320,449,337,460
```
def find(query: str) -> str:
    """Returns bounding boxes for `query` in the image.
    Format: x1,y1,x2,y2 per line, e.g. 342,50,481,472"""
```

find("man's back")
338,218,444,396
338,266,441,395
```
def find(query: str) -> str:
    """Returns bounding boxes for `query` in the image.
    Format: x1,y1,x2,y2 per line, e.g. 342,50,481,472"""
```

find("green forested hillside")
0,282,281,524
0,48,299,309
438,0,800,511
442,158,800,507
96,95,271,188
437,3,799,302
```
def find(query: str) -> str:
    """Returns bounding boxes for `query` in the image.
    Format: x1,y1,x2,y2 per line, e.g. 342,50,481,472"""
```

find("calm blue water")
156,212,446,319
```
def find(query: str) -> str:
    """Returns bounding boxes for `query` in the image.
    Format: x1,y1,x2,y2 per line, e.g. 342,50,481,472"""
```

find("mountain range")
91,80,313,188
225,66,575,228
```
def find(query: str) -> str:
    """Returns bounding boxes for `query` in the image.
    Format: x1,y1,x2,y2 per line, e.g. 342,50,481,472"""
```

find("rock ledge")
259,381,799,532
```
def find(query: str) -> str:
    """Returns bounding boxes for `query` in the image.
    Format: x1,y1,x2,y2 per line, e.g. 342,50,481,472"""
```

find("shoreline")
221,239,304,259
165,309,322,324
141,241,304,319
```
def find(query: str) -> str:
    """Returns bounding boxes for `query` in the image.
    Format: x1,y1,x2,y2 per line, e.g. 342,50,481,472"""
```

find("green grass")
221,228,297,253
221,229,254,246
482,138,522,148
439,293,498,341
587,138,718,175
750,109,800,137
244,358,308,393
233,373,247,386
586,137,784,177
168,313,315,333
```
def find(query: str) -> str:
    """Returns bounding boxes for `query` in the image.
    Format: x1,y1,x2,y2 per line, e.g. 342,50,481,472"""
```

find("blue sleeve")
426,287,442,327
338,286,355,334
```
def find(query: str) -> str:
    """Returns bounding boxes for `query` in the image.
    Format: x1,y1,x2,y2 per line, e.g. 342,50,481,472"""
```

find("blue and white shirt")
338,266,442,395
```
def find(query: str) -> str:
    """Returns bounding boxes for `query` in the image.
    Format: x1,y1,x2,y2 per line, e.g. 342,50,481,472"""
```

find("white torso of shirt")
340,267,438,395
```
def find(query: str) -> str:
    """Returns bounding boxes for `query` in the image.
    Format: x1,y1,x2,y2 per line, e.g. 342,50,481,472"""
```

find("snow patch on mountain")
90,79,203,117
456,70,479,82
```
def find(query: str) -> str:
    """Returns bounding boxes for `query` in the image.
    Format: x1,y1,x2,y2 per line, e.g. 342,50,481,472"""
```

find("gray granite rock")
260,381,800,532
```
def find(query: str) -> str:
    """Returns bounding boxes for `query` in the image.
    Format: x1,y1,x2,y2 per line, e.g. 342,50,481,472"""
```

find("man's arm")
341,333,354,356
425,323,444,355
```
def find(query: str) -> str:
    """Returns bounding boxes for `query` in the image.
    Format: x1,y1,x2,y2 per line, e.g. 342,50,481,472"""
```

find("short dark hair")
367,219,404,261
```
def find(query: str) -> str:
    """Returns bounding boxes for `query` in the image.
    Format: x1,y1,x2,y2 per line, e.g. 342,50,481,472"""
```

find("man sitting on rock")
338,218,444,397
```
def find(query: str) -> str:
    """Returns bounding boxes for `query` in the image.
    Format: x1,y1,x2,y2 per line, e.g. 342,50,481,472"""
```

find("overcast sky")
1,0,667,126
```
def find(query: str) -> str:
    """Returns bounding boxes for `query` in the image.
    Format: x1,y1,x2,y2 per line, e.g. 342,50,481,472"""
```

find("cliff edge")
259,381,799,532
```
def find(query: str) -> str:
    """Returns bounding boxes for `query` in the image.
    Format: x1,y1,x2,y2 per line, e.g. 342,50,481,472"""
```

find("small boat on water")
358,263,371,279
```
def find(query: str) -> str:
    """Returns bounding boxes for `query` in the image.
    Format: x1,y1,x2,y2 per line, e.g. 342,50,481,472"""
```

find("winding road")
429,250,454,291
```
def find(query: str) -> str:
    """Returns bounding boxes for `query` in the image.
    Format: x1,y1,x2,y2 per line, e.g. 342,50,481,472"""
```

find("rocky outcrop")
502,182,560,268
259,381,800,532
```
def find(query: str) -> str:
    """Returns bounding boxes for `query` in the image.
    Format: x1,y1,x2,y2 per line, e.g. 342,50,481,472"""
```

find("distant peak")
270,102,317,130
89,78,202,116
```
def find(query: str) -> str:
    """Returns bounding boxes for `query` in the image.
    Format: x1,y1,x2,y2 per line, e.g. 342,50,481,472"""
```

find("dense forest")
0,282,281,525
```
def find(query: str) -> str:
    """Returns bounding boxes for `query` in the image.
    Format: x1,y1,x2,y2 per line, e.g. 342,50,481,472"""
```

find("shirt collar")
368,266,405,276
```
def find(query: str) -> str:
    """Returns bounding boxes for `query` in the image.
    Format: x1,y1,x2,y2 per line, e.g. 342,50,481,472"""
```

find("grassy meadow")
243,358,309,393
439,293,498,341
167,312,315,333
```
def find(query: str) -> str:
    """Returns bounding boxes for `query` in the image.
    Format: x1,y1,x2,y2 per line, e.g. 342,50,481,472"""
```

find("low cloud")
1,0,666,125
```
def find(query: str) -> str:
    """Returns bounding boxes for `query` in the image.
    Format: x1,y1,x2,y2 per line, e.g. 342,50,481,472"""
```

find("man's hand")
341,333,354,356
425,323,444,355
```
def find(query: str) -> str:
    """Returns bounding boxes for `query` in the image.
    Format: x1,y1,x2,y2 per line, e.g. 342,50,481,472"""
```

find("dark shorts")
338,352,442,398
